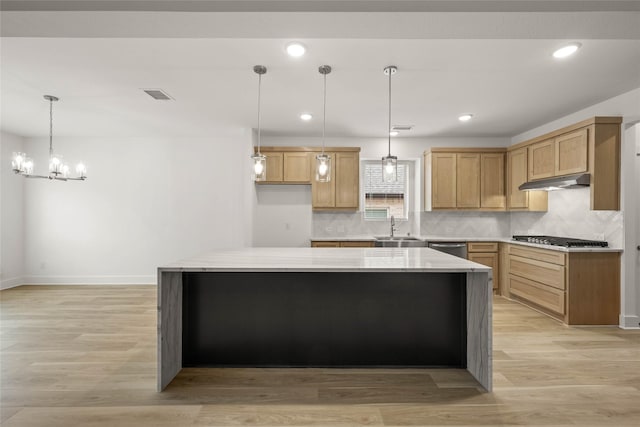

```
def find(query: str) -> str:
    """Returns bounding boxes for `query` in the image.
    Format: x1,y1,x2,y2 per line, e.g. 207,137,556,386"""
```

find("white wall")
21,131,253,284
0,131,25,289
511,87,640,328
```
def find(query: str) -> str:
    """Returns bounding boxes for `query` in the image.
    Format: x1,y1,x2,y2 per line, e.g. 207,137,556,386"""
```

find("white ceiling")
1,2,639,139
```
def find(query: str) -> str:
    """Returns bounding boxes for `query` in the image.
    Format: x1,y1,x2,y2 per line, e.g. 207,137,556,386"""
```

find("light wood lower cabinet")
468,242,499,291
310,240,374,248
506,244,620,325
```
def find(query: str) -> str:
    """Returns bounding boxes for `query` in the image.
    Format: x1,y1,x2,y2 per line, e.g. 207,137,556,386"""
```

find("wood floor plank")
2,285,640,426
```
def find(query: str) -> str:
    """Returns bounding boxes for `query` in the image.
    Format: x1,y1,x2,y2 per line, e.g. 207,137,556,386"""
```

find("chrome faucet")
390,215,397,237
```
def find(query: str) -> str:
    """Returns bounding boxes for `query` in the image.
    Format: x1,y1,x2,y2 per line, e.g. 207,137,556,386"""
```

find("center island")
157,247,492,392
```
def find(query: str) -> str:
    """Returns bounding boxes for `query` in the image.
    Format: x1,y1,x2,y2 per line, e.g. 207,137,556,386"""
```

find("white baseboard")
619,314,640,329
1,276,24,290
21,275,156,285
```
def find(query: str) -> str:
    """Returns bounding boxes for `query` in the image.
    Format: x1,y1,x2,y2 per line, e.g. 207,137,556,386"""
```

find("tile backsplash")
420,211,511,238
510,187,623,248
312,188,624,248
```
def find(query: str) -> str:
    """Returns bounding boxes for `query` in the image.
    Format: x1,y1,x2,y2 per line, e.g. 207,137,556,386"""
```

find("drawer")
509,244,566,266
468,242,498,252
509,274,565,315
509,255,565,290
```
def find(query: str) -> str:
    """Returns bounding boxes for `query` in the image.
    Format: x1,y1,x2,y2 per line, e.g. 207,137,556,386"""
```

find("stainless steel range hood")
518,173,590,191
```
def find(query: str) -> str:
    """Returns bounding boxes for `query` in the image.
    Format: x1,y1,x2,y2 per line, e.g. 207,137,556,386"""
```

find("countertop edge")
310,236,623,252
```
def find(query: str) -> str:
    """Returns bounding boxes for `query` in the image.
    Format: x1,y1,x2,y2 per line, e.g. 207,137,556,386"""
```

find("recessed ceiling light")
300,113,313,121
389,131,399,136
286,42,306,57
553,43,581,59
458,114,473,122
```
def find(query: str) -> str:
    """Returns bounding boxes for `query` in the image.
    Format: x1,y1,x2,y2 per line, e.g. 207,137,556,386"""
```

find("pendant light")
382,65,398,183
251,65,267,181
11,95,87,181
315,65,332,182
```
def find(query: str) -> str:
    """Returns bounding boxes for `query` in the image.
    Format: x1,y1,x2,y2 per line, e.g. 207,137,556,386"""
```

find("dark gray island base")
158,248,492,392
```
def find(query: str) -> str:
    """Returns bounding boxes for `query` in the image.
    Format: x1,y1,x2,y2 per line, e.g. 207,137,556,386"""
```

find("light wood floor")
1,285,639,426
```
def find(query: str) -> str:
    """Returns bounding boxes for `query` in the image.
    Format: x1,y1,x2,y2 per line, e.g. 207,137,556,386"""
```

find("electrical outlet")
325,226,333,233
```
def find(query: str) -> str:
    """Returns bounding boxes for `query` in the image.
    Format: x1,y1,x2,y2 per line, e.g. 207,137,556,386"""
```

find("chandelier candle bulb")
11,152,25,173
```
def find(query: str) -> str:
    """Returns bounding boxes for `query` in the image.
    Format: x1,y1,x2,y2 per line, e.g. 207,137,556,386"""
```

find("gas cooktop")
512,235,608,248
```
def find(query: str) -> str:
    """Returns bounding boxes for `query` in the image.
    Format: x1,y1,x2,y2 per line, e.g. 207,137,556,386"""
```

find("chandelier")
11,95,87,181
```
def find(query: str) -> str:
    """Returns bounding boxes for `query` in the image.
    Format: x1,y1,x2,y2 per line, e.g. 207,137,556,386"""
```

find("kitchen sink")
374,236,422,241
374,236,427,247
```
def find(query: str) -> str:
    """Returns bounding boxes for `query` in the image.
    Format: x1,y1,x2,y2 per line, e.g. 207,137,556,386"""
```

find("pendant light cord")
49,97,53,157
257,72,262,155
322,71,326,155
387,68,392,157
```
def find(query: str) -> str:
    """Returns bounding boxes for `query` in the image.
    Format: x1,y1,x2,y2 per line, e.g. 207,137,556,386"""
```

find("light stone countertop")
159,247,492,273
310,236,622,252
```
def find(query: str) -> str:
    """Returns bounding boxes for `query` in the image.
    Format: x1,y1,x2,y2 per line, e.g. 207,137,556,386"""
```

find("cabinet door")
311,152,336,208
335,152,359,209
264,152,283,182
480,153,505,209
555,128,588,176
528,139,555,180
507,148,528,209
284,152,311,182
468,252,499,290
432,153,457,208
456,153,480,208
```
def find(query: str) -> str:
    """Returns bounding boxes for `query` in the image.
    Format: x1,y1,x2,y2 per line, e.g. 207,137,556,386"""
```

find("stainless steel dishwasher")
427,242,468,258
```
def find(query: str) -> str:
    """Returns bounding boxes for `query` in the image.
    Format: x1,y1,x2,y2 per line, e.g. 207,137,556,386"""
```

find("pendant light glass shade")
11,95,86,181
252,65,267,181
316,65,332,182
381,65,398,183
382,155,398,183
252,154,267,181
315,153,331,182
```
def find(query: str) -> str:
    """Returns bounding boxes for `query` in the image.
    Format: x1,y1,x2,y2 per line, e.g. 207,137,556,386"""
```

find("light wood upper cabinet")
431,152,457,208
335,152,359,209
508,117,621,210
528,139,555,180
284,152,311,182
480,153,505,209
507,148,528,209
555,128,588,176
456,153,481,208
263,152,284,182
311,149,360,211
507,148,548,211
426,148,506,211
311,152,336,208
